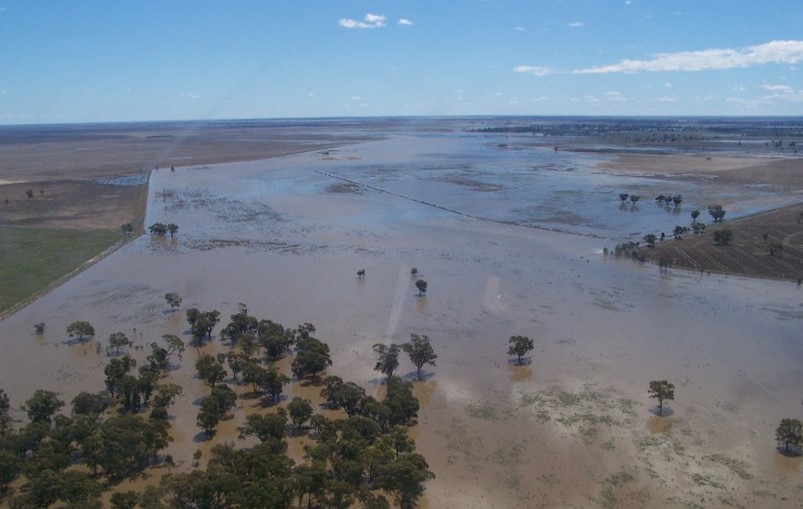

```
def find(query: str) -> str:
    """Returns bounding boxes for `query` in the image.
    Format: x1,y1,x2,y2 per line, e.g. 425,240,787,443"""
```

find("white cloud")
606,91,626,101
514,26,526,32
512,65,553,76
350,96,363,101
761,84,803,102
569,21,585,28
659,95,679,102
339,13,386,29
585,95,600,103
397,18,413,26
573,40,803,74
762,84,793,93
179,92,199,100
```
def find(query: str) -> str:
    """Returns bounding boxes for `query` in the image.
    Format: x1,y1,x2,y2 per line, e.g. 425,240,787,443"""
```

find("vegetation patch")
466,401,498,420
703,453,753,480
0,226,119,315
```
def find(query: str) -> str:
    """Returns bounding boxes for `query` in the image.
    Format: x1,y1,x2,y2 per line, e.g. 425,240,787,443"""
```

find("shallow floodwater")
2,127,803,507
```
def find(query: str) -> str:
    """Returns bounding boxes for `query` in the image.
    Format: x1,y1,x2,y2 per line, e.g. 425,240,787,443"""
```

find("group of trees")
372,334,438,381
177,305,435,508
148,222,179,237
0,383,173,507
3,297,438,508
618,193,640,205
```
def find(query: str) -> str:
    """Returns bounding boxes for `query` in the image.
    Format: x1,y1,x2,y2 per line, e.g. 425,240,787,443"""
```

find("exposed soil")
640,204,803,281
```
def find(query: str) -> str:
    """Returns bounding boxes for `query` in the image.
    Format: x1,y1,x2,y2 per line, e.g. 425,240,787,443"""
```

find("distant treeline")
471,118,803,139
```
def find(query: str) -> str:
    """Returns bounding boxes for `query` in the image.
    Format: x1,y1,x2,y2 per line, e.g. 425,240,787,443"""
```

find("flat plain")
1,117,802,508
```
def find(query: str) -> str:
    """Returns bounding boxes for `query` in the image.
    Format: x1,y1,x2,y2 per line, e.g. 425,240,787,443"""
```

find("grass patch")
466,402,498,420
703,454,753,480
0,226,120,314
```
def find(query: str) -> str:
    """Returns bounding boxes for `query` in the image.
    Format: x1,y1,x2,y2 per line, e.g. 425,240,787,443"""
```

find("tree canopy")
402,334,437,380
648,380,675,416
507,335,534,365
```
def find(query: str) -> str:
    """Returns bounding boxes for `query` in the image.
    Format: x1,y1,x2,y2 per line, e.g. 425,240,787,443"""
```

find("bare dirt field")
640,204,803,281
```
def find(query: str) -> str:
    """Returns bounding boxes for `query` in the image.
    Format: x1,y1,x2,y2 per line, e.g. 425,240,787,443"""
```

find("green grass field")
0,227,120,315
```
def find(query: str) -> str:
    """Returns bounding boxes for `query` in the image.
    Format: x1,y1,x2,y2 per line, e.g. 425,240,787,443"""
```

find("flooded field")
2,122,803,507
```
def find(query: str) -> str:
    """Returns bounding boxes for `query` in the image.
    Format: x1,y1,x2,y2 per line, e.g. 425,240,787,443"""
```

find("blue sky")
1,1,802,123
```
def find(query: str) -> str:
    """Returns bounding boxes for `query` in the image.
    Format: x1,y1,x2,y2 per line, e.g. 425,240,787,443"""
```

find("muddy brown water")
1,132,802,507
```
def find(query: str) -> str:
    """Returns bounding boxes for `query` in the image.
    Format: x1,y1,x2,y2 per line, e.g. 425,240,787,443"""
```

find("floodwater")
2,126,803,507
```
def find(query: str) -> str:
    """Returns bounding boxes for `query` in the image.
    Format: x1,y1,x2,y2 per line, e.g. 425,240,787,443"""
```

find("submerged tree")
648,380,675,416
164,292,182,311
107,332,131,355
708,204,726,223
415,279,428,297
507,335,534,365
402,334,437,380
66,321,95,341
374,343,402,378
22,390,65,424
776,418,803,454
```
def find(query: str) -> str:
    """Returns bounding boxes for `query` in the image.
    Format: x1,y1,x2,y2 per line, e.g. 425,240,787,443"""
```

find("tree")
321,376,366,417
104,355,136,397
148,223,167,235
357,268,366,279
195,354,227,388
713,229,734,245
374,343,401,378
377,453,435,509
648,380,675,416
226,351,248,381
161,334,186,361
507,335,534,365
629,194,640,205
672,194,682,207
415,279,427,297
197,396,222,435
66,320,95,341
776,418,803,453
23,390,64,424
107,332,131,354
402,334,437,380
111,491,140,509
643,233,657,248
769,242,784,256
708,204,726,223
288,397,313,431
34,322,46,335
71,391,109,416
292,337,332,380
237,412,287,442
410,267,418,277
261,368,290,403
210,384,237,415
691,209,700,222
167,223,179,237
618,193,629,203
189,310,220,342
383,376,419,427
164,292,182,310
0,389,9,416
